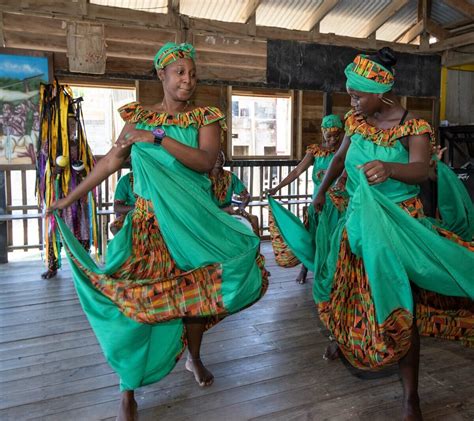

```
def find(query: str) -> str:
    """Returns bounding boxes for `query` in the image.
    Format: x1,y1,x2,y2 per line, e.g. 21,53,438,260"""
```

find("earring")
380,96,394,106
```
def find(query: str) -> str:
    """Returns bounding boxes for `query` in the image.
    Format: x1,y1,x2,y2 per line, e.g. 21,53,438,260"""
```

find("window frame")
228,87,294,161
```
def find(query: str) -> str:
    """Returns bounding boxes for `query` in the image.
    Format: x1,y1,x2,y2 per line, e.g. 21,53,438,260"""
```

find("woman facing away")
270,47,473,420
47,42,269,421
267,114,347,283
209,150,260,235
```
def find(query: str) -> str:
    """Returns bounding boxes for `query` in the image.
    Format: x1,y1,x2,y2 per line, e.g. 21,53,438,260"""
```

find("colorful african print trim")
119,102,227,131
306,144,336,157
268,208,301,268
322,127,342,134
352,55,394,85
154,42,196,70
344,109,435,147
209,170,232,206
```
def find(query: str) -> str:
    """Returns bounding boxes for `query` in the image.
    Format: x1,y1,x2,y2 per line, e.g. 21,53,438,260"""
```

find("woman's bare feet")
323,340,340,360
295,265,308,284
117,390,138,421
41,269,57,279
185,357,214,387
402,394,423,421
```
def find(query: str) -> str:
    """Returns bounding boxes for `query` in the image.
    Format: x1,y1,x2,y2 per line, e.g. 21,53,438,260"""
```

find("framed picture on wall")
0,49,53,169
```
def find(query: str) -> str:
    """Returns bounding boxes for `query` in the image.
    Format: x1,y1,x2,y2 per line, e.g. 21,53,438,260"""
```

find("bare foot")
41,269,57,279
117,391,138,421
323,340,340,360
295,266,308,284
185,358,214,387
402,394,423,421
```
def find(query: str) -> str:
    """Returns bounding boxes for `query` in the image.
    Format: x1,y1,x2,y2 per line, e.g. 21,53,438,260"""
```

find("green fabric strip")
433,161,474,241
345,63,393,94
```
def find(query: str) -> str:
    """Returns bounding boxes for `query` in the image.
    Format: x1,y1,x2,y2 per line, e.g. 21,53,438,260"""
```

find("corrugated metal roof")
376,0,417,42
90,0,473,44
432,1,469,26
90,0,168,13
180,0,258,23
319,0,391,37
256,0,324,31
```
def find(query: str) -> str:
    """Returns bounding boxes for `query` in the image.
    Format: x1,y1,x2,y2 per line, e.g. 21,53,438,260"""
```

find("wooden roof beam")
304,0,340,32
442,0,474,20
240,0,261,24
442,49,474,66
423,30,474,51
425,18,451,40
357,0,409,39
397,20,424,44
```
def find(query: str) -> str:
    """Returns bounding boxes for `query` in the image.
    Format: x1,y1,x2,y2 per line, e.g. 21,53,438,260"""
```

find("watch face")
153,128,165,138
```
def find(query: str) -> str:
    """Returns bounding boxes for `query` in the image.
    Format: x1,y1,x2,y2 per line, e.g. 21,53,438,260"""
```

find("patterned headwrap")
154,42,196,70
321,114,343,133
345,54,394,94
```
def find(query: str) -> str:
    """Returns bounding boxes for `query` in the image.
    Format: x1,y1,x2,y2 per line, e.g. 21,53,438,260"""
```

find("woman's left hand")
115,124,154,148
359,160,393,185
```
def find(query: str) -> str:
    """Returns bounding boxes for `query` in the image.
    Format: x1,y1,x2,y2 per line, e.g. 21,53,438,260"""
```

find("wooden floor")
0,242,473,421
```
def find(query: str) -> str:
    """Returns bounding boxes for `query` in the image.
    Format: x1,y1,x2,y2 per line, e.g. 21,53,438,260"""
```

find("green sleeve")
114,174,132,202
231,173,247,196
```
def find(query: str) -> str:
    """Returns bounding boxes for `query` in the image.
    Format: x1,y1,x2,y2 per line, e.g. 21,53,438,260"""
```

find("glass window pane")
70,86,136,155
231,94,292,158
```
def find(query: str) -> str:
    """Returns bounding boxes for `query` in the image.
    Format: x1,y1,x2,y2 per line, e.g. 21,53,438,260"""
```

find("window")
70,86,136,155
231,93,292,158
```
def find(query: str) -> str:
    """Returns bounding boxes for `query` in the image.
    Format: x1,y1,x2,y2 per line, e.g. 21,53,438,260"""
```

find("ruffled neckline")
118,101,227,130
306,143,336,157
344,109,434,147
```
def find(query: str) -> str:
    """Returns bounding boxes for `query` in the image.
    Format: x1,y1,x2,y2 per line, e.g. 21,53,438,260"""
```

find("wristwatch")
152,127,166,146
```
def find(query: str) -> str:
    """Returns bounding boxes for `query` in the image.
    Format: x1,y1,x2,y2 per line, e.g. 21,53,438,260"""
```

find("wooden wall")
0,0,439,157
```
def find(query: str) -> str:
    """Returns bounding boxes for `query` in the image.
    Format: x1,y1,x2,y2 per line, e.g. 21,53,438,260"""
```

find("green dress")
271,110,473,369
209,169,247,209
268,144,347,268
54,103,268,390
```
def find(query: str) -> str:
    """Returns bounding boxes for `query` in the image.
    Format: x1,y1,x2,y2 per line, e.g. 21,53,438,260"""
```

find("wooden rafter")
0,0,423,54
357,0,409,39
442,0,474,20
442,49,474,66
397,20,424,44
425,18,451,40
302,0,340,32
240,0,261,24
424,30,474,51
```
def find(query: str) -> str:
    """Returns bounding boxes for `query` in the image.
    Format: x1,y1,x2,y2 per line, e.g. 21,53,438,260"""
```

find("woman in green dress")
267,114,346,283
48,42,268,421
271,47,473,420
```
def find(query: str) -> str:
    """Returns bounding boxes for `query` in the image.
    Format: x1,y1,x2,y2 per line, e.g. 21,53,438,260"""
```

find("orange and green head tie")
154,42,196,70
321,114,343,133
344,54,394,94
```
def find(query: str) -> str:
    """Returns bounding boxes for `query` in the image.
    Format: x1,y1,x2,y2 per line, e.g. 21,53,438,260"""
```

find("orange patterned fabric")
351,54,394,85
305,144,336,157
268,208,301,268
344,109,435,147
66,197,227,324
209,170,232,205
118,102,227,130
319,196,473,370
319,228,413,370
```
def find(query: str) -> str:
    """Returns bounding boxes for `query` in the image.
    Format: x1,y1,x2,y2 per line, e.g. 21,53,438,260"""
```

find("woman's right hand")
313,192,326,213
265,187,278,197
46,197,72,215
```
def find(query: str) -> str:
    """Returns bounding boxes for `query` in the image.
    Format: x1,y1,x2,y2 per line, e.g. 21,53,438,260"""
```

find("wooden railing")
0,160,313,262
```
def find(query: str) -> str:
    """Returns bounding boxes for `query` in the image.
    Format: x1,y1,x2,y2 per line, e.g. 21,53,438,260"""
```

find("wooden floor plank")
0,242,472,421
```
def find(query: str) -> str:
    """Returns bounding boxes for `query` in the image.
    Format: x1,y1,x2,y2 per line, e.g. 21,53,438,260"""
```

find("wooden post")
0,171,8,263
323,91,332,116
296,90,303,160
